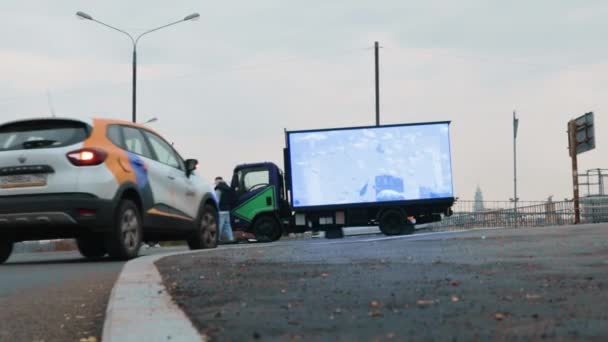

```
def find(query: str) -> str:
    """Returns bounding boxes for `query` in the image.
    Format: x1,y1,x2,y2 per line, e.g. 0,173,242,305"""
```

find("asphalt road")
0,246,186,342
158,225,608,341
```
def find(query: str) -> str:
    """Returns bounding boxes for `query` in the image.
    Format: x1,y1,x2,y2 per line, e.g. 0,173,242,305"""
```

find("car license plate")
0,174,47,188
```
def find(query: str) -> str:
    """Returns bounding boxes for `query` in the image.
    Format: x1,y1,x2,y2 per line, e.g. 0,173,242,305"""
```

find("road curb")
102,249,206,342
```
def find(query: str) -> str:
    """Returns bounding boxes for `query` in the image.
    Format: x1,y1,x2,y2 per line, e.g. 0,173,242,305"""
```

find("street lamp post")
512,110,519,227
76,11,199,123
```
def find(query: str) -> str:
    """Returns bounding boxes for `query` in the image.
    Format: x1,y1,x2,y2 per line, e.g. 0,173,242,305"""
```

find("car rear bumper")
0,193,115,241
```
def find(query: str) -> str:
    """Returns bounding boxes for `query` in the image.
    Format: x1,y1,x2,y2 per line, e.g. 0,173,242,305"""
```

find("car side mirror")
185,159,198,177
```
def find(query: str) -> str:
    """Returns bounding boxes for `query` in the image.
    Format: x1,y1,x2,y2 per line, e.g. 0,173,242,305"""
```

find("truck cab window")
243,169,270,192
232,168,270,197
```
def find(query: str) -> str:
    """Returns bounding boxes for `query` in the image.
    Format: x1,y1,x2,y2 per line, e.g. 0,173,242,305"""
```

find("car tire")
253,216,282,242
0,239,13,264
76,235,107,259
187,204,219,250
379,209,406,236
106,199,143,260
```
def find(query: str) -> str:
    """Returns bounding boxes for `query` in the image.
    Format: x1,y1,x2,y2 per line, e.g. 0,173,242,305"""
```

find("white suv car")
0,118,219,263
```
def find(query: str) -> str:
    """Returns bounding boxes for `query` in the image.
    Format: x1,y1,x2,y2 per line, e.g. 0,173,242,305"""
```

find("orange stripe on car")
147,208,192,221
83,119,136,185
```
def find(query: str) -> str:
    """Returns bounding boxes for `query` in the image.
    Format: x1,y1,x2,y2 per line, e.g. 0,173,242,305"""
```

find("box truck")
220,121,455,240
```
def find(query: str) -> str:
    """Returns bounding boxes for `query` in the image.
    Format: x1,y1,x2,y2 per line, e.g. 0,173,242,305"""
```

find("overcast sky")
1,0,606,202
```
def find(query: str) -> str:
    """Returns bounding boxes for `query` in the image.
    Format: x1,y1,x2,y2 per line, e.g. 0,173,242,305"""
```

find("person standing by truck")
214,177,236,242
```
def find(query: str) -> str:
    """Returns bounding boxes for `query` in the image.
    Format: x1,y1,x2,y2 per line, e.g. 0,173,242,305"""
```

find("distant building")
474,186,484,212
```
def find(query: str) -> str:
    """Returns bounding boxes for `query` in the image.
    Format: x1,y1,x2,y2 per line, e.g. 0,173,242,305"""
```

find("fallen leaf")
417,300,434,306
451,280,461,287
369,300,383,308
79,337,97,342
369,311,384,317
494,312,507,321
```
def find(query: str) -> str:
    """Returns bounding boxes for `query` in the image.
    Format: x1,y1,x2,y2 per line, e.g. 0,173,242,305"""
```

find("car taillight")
67,148,108,166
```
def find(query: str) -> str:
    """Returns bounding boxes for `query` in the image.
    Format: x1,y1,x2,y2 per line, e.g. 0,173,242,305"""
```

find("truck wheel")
379,209,406,236
253,216,282,242
188,204,219,249
0,239,13,264
106,199,143,260
325,227,344,239
77,235,107,259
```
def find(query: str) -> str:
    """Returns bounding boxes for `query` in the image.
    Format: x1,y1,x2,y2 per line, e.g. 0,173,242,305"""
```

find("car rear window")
0,119,90,151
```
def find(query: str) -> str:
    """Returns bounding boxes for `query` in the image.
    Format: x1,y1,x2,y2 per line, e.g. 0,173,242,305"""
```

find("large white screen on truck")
288,123,453,208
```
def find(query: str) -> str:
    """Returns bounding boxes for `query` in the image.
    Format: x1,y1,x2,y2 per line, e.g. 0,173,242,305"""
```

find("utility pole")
513,111,519,227
375,41,380,126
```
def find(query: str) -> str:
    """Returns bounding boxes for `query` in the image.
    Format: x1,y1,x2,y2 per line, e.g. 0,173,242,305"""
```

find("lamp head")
184,13,200,21
76,11,93,20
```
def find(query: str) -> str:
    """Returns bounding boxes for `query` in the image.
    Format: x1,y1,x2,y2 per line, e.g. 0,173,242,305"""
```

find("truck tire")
106,199,143,260
379,209,407,236
0,239,13,264
188,204,219,249
325,227,344,239
253,216,282,242
76,234,107,259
